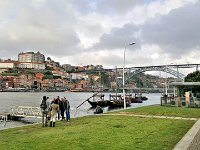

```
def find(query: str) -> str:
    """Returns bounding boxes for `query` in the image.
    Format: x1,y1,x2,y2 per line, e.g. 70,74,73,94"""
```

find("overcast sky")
0,0,200,71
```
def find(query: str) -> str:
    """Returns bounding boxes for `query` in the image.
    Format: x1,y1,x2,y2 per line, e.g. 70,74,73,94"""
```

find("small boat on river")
87,94,109,108
131,93,148,103
108,94,131,107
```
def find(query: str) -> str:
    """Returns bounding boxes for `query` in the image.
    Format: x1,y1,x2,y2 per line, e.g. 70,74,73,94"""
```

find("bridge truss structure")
115,64,200,88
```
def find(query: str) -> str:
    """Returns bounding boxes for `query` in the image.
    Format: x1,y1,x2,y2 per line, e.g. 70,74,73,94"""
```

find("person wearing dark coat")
55,96,61,120
94,105,103,114
40,96,48,126
64,97,70,121
60,98,65,120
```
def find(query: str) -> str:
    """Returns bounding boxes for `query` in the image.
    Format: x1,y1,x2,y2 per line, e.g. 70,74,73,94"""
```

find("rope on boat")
76,92,100,109
73,92,100,116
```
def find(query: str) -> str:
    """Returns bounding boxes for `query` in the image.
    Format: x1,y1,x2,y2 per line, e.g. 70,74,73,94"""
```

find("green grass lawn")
115,104,200,118
0,105,199,150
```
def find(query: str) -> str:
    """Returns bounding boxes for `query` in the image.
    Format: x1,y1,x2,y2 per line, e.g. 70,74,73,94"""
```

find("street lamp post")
165,65,168,95
123,42,135,109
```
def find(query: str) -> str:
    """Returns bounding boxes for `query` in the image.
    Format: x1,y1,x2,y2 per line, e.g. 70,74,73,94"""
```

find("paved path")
102,113,198,120
173,119,200,150
188,127,200,150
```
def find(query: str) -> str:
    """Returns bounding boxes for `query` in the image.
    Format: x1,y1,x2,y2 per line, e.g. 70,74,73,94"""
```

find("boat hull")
108,100,131,107
87,100,109,108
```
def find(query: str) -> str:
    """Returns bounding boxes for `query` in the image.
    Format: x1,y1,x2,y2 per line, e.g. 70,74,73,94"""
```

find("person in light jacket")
49,100,59,127
46,97,52,121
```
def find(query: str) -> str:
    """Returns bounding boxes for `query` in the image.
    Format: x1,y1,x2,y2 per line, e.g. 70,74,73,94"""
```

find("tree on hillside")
184,71,200,82
42,71,53,80
47,57,51,61
46,66,53,70
44,71,53,76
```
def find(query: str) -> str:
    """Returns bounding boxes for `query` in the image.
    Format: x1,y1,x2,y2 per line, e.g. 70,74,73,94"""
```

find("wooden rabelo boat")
125,94,142,103
108,94,131,107
130,93,148,103
87,94,109,108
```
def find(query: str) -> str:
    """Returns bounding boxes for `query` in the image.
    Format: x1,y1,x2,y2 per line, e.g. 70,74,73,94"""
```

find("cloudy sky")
0,0,200,71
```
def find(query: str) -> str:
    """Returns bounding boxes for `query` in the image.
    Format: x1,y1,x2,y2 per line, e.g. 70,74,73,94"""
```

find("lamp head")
129,42,135,45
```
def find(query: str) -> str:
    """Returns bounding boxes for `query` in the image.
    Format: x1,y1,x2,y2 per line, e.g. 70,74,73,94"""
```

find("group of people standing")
40,96,70,127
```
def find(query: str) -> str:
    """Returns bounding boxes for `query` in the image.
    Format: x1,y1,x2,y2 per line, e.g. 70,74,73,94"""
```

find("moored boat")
87,94,109,108
108,94,131,107
131,93,147,103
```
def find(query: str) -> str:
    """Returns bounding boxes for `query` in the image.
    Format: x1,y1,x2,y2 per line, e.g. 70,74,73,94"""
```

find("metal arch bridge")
115,63,200,86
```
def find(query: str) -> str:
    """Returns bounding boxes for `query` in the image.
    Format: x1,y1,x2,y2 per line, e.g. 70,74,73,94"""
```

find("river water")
0,92,161,129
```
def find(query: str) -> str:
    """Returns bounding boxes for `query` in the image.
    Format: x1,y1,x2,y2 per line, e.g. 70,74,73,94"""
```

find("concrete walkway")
102,113,198,120
102,113,200,150
173,119,200,150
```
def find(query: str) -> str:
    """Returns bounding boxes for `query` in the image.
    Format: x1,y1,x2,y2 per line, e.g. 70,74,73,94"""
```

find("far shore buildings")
0,51,102,90
0,51,45,71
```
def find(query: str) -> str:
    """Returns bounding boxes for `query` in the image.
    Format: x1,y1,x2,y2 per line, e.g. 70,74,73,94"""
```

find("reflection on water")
0,92,161,129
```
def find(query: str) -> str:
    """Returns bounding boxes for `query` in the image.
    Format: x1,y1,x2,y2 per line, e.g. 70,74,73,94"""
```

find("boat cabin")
161,82,200,107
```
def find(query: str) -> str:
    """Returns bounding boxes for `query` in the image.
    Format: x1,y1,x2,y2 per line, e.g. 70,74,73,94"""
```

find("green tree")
44,71,53,76
47,57,51,61
185,70,200,82
53,75,61,79
42,71,53,80
46,66,53,70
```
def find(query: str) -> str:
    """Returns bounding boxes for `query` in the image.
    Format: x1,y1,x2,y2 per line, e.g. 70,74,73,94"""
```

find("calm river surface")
0,92,161,129
0,92,161,114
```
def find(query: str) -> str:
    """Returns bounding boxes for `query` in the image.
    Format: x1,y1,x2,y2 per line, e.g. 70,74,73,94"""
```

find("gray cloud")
141,1,200,57
91,23,140,51
0,0,81,59
0,0,199,68
69,0,145,14
87,1,200,67
96,0,145,14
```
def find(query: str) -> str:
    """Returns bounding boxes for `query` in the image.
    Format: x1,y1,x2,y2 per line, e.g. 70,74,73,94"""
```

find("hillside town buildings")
0,51,109,91
0,51,169,92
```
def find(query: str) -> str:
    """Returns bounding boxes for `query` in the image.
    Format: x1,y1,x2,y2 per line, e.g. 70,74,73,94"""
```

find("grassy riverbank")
116,105,200,118
0,105,199,150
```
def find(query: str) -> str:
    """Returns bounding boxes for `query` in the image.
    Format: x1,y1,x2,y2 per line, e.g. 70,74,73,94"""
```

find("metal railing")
11,106,93,119
11,106,42,118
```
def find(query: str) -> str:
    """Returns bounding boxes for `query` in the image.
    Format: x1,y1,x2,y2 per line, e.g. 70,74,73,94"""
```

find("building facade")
161,82,200,108
18,52,45,69
18,52,45,63
0,59,17,69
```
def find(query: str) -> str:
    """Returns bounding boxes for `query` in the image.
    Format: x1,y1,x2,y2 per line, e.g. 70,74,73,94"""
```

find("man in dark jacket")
64,97,70,121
